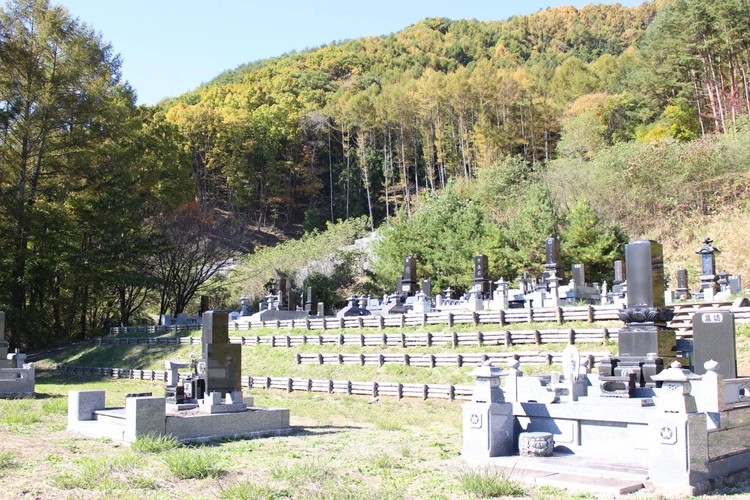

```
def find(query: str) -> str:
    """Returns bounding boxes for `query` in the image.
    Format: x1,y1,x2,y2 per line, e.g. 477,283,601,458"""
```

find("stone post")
462,361,514,458
648,362,706,492
493,278,509,310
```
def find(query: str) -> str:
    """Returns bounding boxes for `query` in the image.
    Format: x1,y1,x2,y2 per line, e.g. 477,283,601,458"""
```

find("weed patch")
457,466,525,498
163,448,225,479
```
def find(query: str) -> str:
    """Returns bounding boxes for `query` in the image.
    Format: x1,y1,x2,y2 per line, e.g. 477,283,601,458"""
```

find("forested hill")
6,0,750,347
159,2,664,230
206,3,658,88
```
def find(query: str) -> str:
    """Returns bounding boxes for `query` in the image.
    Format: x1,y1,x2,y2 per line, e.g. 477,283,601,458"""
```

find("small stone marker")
692,310,737,379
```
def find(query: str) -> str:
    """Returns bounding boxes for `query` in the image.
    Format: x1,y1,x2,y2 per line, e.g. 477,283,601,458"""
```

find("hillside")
5,0,750,348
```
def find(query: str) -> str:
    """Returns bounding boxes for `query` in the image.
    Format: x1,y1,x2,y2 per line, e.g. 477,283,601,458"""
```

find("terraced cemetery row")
95,328,619,347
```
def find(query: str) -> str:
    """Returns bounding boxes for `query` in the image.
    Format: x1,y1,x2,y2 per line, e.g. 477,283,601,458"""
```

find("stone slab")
68,390,106,429
165,407,291,442
483,453,647,496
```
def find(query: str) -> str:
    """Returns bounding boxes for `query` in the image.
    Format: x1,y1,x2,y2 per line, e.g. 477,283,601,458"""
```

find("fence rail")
109,305,621,336
93,327,619,348
295,350,608,368
55,364,475,401
108,301,750,337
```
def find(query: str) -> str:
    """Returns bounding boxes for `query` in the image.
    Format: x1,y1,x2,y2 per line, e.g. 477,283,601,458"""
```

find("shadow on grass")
291,425,363,436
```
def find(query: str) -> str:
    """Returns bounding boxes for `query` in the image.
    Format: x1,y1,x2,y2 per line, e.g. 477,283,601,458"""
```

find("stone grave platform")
68,390,292,444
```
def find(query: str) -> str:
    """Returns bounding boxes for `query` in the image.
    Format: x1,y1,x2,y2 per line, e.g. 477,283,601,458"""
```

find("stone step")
482,454,648,496
93,408,126,426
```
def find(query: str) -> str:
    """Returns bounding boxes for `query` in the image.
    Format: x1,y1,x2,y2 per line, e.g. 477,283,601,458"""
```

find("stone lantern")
650,361,701,413
462,361,514,459
469,361,505,404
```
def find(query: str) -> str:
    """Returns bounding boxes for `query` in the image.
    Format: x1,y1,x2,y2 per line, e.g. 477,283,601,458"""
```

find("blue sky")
57,0,645,105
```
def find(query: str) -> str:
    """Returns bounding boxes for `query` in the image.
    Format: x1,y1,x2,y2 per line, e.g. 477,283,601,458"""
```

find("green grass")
0,450,16,471
218,482,290,500
51,451,157,491
162,448,226,479
457,466,525,498
131,432,180,453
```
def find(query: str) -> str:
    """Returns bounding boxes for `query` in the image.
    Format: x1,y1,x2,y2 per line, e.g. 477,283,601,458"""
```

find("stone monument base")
68,390,291,444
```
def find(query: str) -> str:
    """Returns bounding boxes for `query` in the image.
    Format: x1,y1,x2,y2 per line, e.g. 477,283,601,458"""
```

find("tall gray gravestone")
571,264,585,289
613,260,626,285
675,269,690,300
692,311,737,379
611,240,677,388
201,311,241,396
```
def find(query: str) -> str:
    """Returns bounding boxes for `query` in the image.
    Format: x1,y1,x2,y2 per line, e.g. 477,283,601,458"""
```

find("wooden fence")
108,301,750,337
93,327,619,348
295,350,608,368
55,364,475,401
109,305,620,336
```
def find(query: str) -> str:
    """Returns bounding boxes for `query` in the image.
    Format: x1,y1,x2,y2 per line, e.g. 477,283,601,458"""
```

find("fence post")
534,330,541,345
587,305,594,323
305,318,310,331
422,385,428,400
556,306,563,325
448,312,454,328
400,314,405,328
504,330,513,347
430,354,435,368
568,329,575,345
359,334,365,347
499,309,506,326
603,327,610,343
404,354,410,366
427,332,432,347
317,353,323,365
378,316,385,330
527,307,533,323
372,382,379,398
456,354,463,367
287,378,293,393
397,383,403,400
451,331,458,348
295,353,301,365
401,333,406,348
422,313,427,327
472,311,479,327
339,317,345,330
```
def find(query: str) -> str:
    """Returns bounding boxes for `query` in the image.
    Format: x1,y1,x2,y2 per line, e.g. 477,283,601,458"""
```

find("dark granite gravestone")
572,264,585,289
546,237,560,267
608,240,676,388
287,291,297,311
402,256,417,295
729,275,742,294
0,311,9,368
422,279,432,298
473,254,490,296
200,296,210,316
240,296,252,316
201,310,241,396
305,287,316,313
613,260,626,285
675,269,690,300
695,237,720,295
692,311,737,379
625,240,664,309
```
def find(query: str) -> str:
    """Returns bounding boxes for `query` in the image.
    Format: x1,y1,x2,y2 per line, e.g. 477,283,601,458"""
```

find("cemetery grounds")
1,321,750,500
